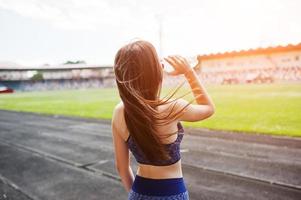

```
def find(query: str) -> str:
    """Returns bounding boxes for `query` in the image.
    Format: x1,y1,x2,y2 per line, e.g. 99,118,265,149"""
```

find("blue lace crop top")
125,121,184,166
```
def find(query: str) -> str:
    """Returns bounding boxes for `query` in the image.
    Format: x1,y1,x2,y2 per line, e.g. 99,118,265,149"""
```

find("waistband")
131,175,187,196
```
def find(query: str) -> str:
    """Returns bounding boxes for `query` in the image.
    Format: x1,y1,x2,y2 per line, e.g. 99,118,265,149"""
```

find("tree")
31,71,44,81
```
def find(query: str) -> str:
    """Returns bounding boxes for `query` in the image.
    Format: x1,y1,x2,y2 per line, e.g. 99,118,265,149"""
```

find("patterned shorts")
128,175,189,200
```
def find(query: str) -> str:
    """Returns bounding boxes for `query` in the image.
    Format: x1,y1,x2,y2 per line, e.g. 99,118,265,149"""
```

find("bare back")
115,100,184,179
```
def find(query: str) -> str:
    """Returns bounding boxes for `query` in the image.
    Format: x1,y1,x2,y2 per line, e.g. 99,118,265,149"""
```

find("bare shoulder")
114,101,124,112
158,98,189,113
112,101,124,124
165,97,215,122
172,98,189,108
112,101,128,140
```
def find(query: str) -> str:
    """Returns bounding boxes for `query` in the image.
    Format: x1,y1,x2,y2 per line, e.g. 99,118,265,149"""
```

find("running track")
0,110,300,200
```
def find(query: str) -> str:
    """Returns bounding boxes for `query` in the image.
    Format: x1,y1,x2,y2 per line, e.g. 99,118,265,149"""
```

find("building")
195,43,301,84
0,62,115,91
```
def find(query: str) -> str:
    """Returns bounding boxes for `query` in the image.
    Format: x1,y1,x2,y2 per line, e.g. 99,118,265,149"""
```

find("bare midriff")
136,159,183,179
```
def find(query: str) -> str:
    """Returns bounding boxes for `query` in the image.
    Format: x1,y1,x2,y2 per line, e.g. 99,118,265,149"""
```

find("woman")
111,40,215,200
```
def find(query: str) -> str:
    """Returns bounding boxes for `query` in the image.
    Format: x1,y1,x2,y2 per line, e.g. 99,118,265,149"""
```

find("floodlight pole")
155,14,164,58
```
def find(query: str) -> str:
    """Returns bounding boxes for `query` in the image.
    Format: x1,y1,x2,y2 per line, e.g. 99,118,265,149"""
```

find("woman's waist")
136,159,183,179
131,173,187,197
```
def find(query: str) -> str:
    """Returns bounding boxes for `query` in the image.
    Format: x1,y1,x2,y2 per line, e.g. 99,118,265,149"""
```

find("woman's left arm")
111,104,134,192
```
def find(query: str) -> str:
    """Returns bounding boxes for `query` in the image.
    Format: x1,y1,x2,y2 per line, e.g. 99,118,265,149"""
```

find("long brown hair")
114,40,194,162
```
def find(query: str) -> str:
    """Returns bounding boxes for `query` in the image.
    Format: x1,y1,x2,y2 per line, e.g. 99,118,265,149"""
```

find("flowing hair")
114,40,195,162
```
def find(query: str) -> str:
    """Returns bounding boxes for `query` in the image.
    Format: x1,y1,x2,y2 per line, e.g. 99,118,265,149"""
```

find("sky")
0,0,301,66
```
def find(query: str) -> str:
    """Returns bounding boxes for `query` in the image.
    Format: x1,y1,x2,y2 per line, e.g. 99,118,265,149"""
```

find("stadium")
0,43,300,137
0,62,115,92
1,43,300,92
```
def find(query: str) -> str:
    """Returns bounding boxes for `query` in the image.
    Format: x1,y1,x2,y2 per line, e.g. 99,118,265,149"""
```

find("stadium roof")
197,43,301,61
0,61,25,69
0,62,113,71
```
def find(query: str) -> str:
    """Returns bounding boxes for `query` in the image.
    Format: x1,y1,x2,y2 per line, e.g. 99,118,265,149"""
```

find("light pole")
155,14,164,58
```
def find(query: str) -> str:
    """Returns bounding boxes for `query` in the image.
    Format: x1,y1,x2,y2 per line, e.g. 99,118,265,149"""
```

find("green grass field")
0,83,300,137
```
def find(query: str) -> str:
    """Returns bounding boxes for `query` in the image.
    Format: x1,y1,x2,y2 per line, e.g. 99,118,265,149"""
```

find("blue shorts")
128,175,189,200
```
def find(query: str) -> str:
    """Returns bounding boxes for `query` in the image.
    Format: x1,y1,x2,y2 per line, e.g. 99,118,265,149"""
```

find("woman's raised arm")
164,56,215,122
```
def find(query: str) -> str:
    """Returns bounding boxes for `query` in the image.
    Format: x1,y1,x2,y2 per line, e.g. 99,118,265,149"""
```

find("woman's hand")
163,55,193,76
